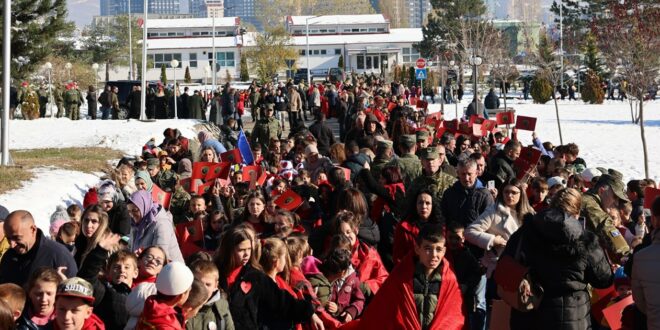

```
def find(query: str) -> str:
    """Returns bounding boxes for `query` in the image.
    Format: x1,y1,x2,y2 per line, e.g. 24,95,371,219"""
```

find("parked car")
293,68,313,84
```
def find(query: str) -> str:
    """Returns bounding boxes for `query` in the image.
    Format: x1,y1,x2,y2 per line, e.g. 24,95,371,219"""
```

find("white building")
140,14,422,82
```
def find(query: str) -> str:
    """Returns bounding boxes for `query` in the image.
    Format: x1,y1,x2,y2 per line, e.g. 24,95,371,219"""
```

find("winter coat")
0,229,78,286
484,91,500,109
124,283,157,330
220,264,315,330
328,270,365,321
136,296,184,330
309,120,336,157
441,181,494,229
16,311,52,330
199,135,228,156
465,202,525,277
188,94,205,120
128,191,183,262
351,241,389,295
342,153,370,183
632,230,660,330
288,89,302,112
504,208,614,330
466,100,485,118
486,150,516,189
77,245,131,329
186,291,235,330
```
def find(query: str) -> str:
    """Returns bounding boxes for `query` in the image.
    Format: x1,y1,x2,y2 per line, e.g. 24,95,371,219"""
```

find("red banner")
496,111,515,126
515,115,537,131
151,185,171,209
220,149,242,164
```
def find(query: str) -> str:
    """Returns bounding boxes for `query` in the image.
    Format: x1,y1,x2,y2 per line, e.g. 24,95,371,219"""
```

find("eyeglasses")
503,189,521,196
142,254,164,266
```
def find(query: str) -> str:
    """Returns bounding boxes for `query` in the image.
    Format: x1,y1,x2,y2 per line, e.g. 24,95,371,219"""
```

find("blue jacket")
202,139,227,156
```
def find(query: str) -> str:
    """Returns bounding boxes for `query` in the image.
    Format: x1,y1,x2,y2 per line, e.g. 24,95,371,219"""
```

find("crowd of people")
0,75,659,330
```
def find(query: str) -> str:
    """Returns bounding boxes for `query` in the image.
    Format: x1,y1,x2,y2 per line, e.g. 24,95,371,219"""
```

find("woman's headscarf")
128,190,160,244
135,170,154,193
177,158,192,179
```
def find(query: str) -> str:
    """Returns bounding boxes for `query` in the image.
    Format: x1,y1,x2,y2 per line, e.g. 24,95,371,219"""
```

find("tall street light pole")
170,59,179,119
45,62,54,118
2,0,10,165
211,15,216,93
306,15,321,85
139,0,148,120
128,0,133,80
560,1,564,89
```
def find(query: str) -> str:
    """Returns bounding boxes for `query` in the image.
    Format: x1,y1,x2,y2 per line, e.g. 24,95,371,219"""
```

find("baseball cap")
57,277,95,304
596,174,629,202
579,168,602,183
420,146,440,160
156,262,194,296
146,158,160,170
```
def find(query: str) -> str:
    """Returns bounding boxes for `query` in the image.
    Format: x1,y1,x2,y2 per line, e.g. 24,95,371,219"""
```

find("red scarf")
227,266,243,289
341,254,465,330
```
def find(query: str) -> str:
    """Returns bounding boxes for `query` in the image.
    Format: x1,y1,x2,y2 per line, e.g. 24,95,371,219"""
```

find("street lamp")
468,55,482,104
44,62,54,118
382,59,388,81
170,59,179,119
65,62,72,81
92,63,99,119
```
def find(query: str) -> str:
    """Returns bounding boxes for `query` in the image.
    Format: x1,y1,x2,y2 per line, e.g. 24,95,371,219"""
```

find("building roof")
287,15,388,26
146,29,421,50
146,17,240,29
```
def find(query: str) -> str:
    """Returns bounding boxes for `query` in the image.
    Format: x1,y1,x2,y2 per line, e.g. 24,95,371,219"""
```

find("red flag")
435,126,447,139
458,122,472,135
591,285,617,322
416,99,428,109
443,119,459,133
220,149,243,164
496,111,515,126
274,189,303,211
191,162,214,181
481,119,497,133
409,97,418,106
196,180,215,196
603,295,634,330
472,124,483,137
205,162,231,181
469,115,485,126
387,102,397,111
515,115,537,131
644,186,660,208
151,185,171,209
242,166,262,190
175,219,204,243
513,158,532,180
519,147,542,165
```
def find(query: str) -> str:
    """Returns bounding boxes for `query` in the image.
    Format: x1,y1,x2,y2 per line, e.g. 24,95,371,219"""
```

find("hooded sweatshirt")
136,295,184,330
54,313,106,330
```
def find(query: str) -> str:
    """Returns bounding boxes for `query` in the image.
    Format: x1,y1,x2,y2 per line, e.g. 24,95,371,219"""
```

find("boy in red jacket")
137,261,194,330
343,223,465,330
54,277,105,330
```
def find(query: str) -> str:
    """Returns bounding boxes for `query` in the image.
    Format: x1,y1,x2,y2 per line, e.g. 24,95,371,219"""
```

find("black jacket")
108,201,132,236
78,246,131,329
504,209,613,330
484,91,500,109
220,264,314,330
486,150,516,189
0,229,78,287
441,181,494,229
309,120,336,157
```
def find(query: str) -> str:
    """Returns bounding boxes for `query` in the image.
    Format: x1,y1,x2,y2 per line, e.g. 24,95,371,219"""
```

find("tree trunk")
553,95,564,145
105,60,110,87
629,98,635,123
503,79,508,111
639,100,649,179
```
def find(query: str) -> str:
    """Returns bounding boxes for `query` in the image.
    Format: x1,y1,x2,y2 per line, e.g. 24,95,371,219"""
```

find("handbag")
493,233,544,312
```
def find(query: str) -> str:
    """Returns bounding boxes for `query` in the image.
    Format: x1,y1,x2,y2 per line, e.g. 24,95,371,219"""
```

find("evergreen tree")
415,0,487,58
184,66,192,83
536,31,555,67
338,55,344,70
582,32,606,79
581,69,604,104
0,0,73,80
240,57,249,81
160,65,167,84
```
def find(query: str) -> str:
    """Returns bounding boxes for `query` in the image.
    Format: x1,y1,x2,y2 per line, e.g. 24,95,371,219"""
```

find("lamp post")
44,62,54,118
306,15,322,84
204,65,211,89
139,0,148,120
559,1,564,89
65,62,72,81
468,55,482,104
211,15,216,93
170,59,179,119
128,0,133,80
382,59,388,81
453,62,459,119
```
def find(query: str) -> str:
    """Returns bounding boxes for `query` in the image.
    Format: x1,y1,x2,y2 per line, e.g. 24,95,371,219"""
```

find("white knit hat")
579,168,602,183
156,262,194,296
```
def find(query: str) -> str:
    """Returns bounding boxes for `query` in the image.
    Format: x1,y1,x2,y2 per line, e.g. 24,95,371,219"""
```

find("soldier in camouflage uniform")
54,83,65,118
146,158,178,192
580,174,631,262
414,130,430,158
64,83,82,120
37,84,50,118
387,134,422,186
370,140,395,180
251,103,282,150
406,145,457,215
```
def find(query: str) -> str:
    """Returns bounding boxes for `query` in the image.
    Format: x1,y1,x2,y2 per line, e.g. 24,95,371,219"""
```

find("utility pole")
2,0,11,165
128,0,133,80
139,0,148,120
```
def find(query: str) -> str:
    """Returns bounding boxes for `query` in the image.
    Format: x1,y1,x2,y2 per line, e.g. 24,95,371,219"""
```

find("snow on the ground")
0,168,101,235
431,98,660,183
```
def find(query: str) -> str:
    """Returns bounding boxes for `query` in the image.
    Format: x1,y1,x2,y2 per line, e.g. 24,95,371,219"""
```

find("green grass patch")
0,147,123,194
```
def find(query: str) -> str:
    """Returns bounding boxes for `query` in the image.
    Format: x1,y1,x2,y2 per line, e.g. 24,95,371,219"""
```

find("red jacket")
136,296,185,330
351,241,388,294
341,254,465,330
392,219,420,266
328,271,365,321
55,313,105,330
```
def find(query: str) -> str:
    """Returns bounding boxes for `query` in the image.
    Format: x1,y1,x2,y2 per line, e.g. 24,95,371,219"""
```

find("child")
203,211,227,252
134,246,168,286
16,268,62,329
57,221,79,254
181,279,209,321
54,277,105,330
322,248,365,323
67,204,83,223
49,206,70,238
274,210,304,238
260,237,295,295
0,283,26,321
343,224,465,329
137,262,195,330
527,177,549,212
445,222,483,322
187,260,234,330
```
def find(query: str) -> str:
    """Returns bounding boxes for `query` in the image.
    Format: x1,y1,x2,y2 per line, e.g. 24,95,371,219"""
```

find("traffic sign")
415,68,427,80
416,58,426,69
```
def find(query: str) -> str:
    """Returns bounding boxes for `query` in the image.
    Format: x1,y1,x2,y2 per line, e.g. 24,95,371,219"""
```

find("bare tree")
532,28,565,144
593,1,660,179
488,32,519,112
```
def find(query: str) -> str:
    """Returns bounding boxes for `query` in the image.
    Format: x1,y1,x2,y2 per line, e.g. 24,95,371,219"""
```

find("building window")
320,49,327,55
189,53,197,68
216,51,235,67
402,47,420,63
153,53,182,68
377,28,385,32
335,49,341,55
299,49,306,56
357,55,364,69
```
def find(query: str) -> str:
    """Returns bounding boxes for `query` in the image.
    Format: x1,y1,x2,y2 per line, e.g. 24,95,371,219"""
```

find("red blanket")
341,254,465,330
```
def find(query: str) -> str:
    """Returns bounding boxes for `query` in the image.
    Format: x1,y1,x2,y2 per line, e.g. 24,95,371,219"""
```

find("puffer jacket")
465,202,527,277
632,230,660,330
503,208,613,330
